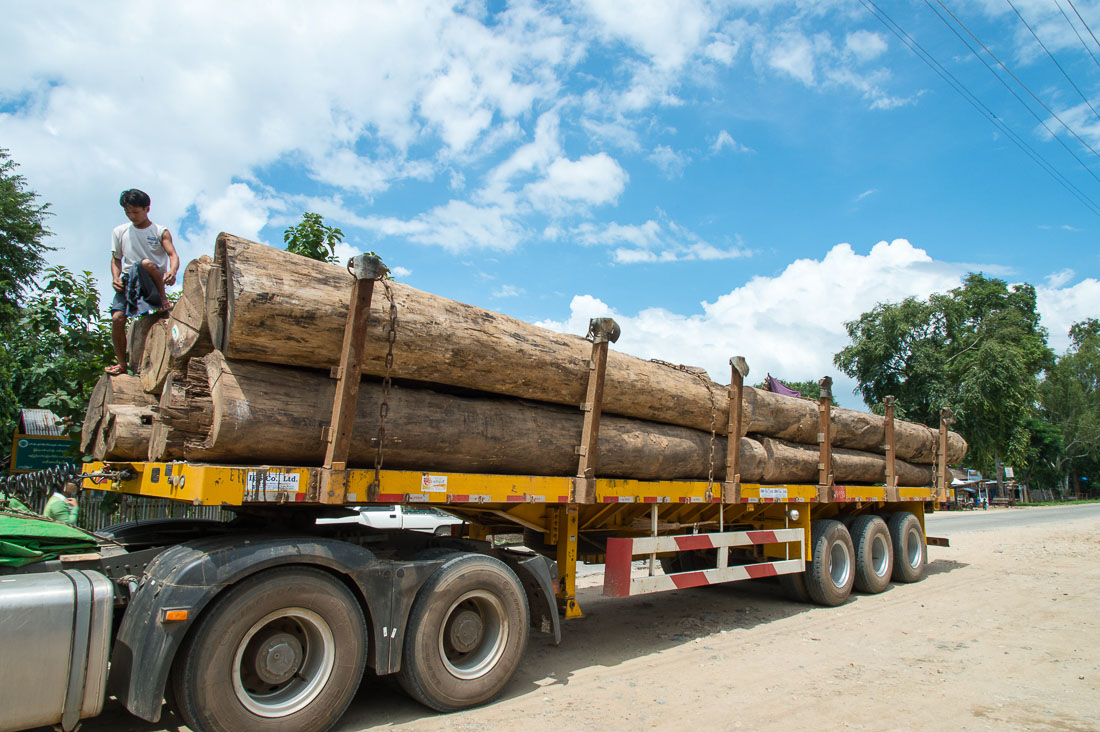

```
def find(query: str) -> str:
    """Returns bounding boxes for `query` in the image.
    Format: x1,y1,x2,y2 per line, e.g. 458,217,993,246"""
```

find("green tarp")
0,506,101,567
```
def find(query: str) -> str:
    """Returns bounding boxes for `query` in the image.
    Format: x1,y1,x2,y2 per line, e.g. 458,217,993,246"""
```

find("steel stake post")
320,254,388,505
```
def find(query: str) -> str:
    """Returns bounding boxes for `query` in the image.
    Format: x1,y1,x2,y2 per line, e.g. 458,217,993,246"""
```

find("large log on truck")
80,373,156,453
91,404,154,461
139,256,214,394
162,351,766,480
155,351,933,484
207,234,967,465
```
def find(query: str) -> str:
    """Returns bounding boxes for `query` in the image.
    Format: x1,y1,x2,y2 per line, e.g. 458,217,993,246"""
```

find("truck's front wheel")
171,566,367,732
398,553,528,712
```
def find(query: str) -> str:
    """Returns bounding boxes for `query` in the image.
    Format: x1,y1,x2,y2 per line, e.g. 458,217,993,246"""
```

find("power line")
1007,0,1100,124
857,0,1100,217
929,0,1100,180
1054,0,1100,72
1065,0,1100,56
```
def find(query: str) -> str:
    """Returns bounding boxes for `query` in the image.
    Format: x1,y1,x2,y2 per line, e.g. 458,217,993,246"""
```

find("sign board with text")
10,433,80,473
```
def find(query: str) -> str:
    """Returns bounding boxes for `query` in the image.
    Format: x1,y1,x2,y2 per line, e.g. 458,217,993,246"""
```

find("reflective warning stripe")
603,528,805,598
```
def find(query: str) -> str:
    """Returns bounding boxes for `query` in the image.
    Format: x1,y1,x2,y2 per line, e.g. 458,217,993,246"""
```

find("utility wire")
1054,0,1100,72
1007,0,1100,123
857,0,1100,217
933,0,1100,168
1065,0,1100,55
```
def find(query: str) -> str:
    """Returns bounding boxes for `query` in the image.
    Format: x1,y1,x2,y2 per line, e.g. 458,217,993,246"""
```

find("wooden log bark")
81,374,156,453
757,437,933,486
140,257,214,394
81,375,110,452
93,404,154,461
126,310,170,374
148,367,212,461
174,351,766,480
208,233,967,465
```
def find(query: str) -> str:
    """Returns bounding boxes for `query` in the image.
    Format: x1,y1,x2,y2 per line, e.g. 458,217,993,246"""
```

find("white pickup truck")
317,504,464,534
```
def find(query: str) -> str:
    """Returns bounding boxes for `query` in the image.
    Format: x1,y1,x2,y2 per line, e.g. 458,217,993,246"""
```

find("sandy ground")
70,506,1100,732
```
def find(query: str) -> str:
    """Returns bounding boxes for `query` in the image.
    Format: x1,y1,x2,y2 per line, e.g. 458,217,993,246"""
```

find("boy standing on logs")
107,189,179,375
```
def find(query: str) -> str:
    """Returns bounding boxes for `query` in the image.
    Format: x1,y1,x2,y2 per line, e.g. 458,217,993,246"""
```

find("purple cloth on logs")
766,375,801,398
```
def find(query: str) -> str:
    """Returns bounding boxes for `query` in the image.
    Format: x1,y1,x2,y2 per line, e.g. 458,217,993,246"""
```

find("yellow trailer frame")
83,461,933,617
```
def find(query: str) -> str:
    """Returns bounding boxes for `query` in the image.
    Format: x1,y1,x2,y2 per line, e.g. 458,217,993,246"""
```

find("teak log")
81,373,156,452
126,310,170,374
140,257,214,394
208,234,967,465
148,365,213,461
161,352,933,484
758,437,933,486
92,404,154,461
174,351,768,480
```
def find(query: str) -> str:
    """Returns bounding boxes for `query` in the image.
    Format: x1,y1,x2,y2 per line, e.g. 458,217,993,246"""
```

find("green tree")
1018,415,1065,495
1038,319,1100,495
0,149,52,329
283,212,343,264
0,266,114,443
834,273,1053,475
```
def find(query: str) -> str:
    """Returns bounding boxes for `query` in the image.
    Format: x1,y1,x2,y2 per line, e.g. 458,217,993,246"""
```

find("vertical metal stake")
573,318,619,504
937,407,954,504
320,254,388,505
884,395,897,493
818,376,834,496
725,356,749,523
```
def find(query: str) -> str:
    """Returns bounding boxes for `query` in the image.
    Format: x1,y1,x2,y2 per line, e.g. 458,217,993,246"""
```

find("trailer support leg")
554,505,582,618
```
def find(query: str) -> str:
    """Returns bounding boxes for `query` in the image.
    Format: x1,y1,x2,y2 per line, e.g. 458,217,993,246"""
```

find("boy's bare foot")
104,363,127,375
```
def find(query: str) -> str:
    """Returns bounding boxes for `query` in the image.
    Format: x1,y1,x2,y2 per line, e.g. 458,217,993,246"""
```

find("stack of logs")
81,233,967,486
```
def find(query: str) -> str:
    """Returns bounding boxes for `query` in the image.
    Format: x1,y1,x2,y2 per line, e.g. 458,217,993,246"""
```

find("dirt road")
75,505,1100,732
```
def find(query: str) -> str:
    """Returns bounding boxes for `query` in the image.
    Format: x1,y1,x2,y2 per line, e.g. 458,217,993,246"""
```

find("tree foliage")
1038,318,1100,494
0,152,113,464
0,149,52,330
0,266,114,442
283,212,343,264
834,273,1053,474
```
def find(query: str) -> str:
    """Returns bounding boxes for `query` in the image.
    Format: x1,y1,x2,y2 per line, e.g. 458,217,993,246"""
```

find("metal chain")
370,279,398,492
648,359,719,493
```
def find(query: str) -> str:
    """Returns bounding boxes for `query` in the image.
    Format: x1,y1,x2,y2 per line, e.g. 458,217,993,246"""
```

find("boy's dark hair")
119,189,151,208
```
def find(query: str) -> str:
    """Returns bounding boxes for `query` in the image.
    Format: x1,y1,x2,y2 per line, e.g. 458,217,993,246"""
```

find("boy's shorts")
110,263,164,318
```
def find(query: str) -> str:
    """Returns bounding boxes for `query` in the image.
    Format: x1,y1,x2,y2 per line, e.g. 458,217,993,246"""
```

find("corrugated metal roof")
20,409,66,436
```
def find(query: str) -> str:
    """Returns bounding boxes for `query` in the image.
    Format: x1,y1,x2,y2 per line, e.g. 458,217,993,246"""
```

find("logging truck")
0,246,960,732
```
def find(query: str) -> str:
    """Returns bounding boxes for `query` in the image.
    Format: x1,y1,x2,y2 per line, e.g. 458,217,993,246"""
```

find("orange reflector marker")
162,609,189,622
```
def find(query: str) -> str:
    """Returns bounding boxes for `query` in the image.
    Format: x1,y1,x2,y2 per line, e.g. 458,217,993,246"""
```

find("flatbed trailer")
0,458,942,732
0,255,953,732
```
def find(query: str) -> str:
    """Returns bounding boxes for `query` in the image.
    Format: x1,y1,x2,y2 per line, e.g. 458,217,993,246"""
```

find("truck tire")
887,511,927,583
171,566,367,732
805,520,855,607
778,571,811,603
398,553,528,712
850,515,893,594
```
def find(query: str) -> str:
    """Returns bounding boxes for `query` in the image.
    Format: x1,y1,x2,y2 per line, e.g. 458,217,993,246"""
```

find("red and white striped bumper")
603,528,805,597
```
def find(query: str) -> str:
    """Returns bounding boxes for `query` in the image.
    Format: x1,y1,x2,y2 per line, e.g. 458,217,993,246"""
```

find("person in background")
44,481,80,524
106,188,179,375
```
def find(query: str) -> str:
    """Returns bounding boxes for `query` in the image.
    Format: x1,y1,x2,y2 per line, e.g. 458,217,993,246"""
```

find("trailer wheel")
398,553,528,712
778,571,811,603
171,567,367,732
850,515,893,594
805,520,855,606
888,512,926,583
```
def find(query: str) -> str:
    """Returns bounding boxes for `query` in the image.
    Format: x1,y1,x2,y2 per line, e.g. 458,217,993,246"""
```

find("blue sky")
2,0,1098,407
